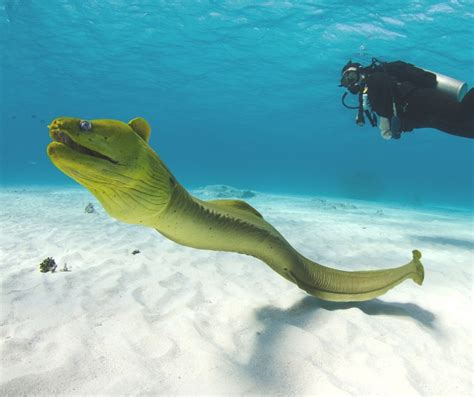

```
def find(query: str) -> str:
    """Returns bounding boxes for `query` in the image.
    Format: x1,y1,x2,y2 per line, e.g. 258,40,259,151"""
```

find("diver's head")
340,61,363,94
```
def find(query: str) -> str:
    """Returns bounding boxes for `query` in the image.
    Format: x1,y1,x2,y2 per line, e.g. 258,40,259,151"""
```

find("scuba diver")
339,58,474,139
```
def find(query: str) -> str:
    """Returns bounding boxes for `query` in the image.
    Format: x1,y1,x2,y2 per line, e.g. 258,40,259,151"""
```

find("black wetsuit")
364,61,474,139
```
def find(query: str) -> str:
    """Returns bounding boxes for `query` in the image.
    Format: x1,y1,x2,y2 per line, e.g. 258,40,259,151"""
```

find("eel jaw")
48,127,118,165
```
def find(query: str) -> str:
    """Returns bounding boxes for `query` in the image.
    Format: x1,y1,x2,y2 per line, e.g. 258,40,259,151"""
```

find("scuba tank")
421,69,468,102
369,58,469,102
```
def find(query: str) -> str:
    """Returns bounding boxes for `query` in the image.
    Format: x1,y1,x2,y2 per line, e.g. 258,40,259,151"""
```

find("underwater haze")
1,0,474,207
2,2,474,395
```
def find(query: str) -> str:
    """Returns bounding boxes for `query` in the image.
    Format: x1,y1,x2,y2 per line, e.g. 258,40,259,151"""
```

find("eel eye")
79,120,92,131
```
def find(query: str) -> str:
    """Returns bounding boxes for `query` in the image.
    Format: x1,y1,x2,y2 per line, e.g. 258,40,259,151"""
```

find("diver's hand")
390,116,402,139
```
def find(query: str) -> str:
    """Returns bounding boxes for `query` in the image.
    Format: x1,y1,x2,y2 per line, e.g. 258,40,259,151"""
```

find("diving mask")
340,67,362,94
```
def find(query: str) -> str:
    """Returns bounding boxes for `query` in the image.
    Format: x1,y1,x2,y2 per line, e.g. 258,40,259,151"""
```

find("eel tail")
288,250,424,302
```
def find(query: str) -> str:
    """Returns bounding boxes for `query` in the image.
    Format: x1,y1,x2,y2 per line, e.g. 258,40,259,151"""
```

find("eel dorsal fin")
207,199,263,218
128,117,151,142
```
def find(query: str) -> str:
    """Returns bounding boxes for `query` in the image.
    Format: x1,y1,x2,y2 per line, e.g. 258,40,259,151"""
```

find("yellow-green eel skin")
47,117,424,302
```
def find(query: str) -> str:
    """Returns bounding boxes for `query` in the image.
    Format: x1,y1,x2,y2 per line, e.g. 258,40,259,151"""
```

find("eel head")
47,117,173,225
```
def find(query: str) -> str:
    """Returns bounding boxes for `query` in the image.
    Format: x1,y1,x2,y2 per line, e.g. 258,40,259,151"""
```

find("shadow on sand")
256,295,436,331
235,296,436,394
412,235,473,250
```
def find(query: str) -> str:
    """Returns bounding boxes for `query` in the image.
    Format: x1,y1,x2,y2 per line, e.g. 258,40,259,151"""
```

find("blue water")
1,0,473,207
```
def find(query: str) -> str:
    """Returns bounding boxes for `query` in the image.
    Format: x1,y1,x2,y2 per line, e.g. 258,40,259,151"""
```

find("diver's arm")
379,116,392,139
366,73,394,119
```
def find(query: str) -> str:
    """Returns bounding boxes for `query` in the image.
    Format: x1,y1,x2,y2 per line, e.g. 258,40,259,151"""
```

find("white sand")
0,187,472,396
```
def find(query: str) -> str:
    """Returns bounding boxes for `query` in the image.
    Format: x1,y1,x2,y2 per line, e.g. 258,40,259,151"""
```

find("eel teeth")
57,131,72,145
50,128,118,164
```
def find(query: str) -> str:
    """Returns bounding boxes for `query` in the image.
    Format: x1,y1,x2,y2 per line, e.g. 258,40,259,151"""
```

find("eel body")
47,117,424,302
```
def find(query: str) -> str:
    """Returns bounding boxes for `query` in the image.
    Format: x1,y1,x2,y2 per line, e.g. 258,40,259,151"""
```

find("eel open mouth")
50,129,118,164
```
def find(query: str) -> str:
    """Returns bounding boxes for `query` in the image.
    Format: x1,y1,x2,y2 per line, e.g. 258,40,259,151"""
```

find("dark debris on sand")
85,203,96,213
39,257,57,273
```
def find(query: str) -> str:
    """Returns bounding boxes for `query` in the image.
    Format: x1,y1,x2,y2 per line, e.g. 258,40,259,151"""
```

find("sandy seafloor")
0,186,472,397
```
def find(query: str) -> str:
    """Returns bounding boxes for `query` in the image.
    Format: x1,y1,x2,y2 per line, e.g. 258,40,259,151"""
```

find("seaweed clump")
39,257,57,273
132,249,141,255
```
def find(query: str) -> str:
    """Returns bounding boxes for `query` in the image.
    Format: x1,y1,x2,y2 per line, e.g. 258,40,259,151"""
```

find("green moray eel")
47,117,424,302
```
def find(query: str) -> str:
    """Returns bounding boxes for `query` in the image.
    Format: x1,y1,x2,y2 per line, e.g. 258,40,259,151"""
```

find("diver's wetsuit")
365,61,474,139
402,86,474,138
